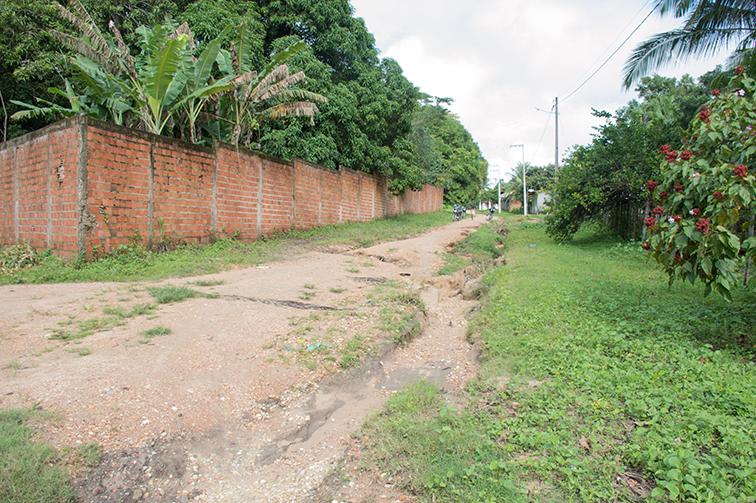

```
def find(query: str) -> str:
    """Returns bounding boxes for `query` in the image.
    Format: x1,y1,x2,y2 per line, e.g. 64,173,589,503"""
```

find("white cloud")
352,0,733,184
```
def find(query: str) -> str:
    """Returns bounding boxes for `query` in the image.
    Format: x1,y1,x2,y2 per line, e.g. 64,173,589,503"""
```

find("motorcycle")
486,207,496,221
452,205,465,221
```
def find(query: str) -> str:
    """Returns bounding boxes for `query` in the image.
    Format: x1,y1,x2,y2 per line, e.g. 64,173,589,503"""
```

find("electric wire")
560,5,657,103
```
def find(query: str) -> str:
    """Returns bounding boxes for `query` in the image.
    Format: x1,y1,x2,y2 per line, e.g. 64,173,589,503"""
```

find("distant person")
470,207,476,219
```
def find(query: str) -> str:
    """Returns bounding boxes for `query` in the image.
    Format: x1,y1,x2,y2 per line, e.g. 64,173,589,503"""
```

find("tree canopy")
545,72,717,241
1,0,487,198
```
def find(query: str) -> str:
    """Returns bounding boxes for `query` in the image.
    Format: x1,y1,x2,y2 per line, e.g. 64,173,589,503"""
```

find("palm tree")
623,0,756,89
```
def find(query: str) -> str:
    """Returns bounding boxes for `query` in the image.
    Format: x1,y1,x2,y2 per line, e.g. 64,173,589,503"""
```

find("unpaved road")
0,218,483,502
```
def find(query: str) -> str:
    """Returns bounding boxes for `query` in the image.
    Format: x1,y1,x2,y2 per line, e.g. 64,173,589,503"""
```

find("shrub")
644,68,755,299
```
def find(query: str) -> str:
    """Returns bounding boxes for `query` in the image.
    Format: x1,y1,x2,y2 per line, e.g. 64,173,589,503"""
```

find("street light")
510,144,526,216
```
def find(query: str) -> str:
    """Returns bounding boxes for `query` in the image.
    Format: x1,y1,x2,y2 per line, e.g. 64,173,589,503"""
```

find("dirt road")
0,218,483,502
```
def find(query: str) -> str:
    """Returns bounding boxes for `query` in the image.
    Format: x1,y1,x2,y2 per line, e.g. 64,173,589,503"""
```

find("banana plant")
217,28,327,146
178,26,234,144
10,80,101,121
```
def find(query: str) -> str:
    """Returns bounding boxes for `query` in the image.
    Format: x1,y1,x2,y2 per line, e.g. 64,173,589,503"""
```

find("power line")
529,113,552,164
560,6,656,103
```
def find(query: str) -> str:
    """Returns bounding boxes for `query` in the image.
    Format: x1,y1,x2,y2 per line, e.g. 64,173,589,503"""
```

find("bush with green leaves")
643,67,755,299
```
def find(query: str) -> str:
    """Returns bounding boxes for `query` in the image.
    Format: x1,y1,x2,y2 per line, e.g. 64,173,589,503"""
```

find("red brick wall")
214,147,260,239
0,119,81,256
0,117,444,257
151,140,213,244
86,127,151,253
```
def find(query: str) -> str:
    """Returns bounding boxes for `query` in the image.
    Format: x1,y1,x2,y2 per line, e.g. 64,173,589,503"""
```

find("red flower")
680,150,693,160
736,65,745,75
641,242,651,251
672,215,682,223
734,164,749,178
644,217,656,227
665,151,679,163
674,183,684,193
658,144,671,154
711,89,720,97
646,180,658,192
699,106,712,123
652,205,664,215
695,218,710,235
659,191,668,200
690,208,701,217
713,191,724,200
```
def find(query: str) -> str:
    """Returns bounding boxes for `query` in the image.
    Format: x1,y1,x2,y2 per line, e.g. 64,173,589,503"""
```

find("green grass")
339,335,370,368
0,409,75,503
437,220,506,276
359,218,755,502
188,279,225,287
66,347,91,357
50,303,156,341
139,325,172,343
0,211,450,285
329,287,346,294
147,285,199,304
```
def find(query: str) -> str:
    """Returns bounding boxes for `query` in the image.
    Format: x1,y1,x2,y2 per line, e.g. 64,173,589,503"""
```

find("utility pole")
510,144,526,216
554,97,559,171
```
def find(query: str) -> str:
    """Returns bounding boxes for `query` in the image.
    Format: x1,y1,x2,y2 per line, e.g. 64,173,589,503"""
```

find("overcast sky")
351,0,732,185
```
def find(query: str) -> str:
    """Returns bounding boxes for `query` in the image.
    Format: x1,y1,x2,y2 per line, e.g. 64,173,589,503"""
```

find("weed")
67,347,91,357
140,326,172,343
75,443,102,467
299,291,316,301
189,279,225,287
437,222,506,276
0,409,75,502
5,360,21,373
339,336,369,368
329,287,346,294
148,286,199,304
346,267,360,273
303,283,316,290
49,303,156,341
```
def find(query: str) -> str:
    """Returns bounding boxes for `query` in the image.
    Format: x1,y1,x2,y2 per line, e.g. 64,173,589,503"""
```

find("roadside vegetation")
438,219,507,276
0,211,449,284
0,409,75,503
359,218,754,502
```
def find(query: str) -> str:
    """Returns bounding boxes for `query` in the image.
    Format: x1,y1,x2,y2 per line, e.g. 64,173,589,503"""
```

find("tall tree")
623,0,756,88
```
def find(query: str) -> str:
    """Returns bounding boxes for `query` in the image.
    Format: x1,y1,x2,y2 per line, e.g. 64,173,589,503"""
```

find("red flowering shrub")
711,89,720,97
695,218,710,235
646,180,658,192
646,69,755,299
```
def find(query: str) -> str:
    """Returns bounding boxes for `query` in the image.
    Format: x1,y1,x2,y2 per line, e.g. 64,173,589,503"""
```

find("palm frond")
108,21,136,78
255,71,306,102
249,64,290,101
268,88,328,105
257,101,319,121
53,1,114,64
626,0,756,88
